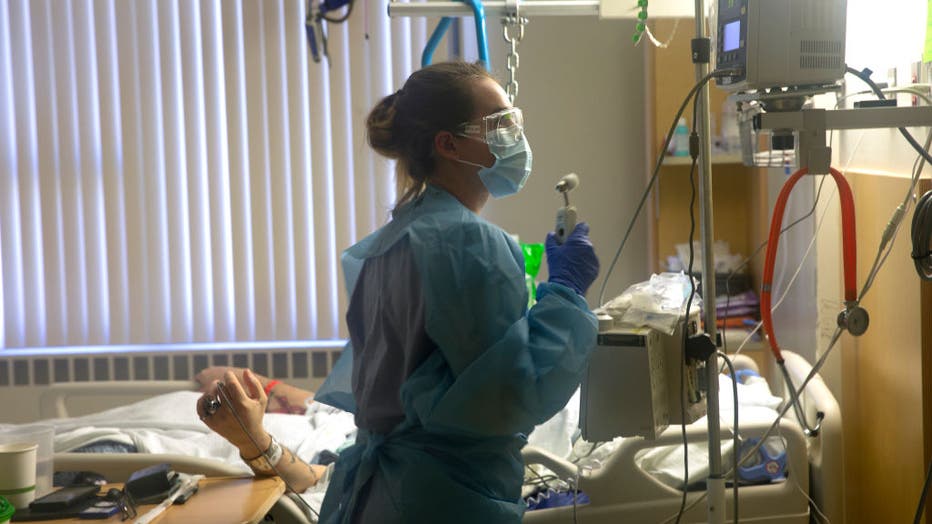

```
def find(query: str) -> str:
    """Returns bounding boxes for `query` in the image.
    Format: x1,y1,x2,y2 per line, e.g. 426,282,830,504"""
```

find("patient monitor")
579,311,705,441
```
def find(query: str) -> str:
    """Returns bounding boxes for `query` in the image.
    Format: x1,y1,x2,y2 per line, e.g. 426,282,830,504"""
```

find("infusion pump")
579,311,705,441
715,0,847,94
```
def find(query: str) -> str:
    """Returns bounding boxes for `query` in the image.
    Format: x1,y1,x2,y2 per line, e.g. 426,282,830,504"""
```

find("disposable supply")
671,117,689,157
599,272,700,335
522,242,544,308
0,443,37,508
0,424,53,499
460,135,533,198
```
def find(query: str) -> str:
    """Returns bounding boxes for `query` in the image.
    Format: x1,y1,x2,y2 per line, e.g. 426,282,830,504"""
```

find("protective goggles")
456,107,525,147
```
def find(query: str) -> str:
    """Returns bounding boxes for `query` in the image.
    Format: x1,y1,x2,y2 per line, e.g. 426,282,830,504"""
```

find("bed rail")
39,381,197,419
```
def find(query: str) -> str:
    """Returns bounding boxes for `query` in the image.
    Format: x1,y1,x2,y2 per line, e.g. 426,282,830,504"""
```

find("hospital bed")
34,350,840,524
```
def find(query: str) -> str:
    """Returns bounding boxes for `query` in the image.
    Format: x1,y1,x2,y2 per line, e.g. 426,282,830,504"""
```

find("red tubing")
760,166,857,363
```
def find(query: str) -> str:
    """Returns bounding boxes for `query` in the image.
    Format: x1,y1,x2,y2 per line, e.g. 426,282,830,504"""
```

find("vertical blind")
0,0,429,349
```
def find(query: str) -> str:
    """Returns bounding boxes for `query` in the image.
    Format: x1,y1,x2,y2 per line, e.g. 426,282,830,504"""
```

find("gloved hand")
545,222,600,296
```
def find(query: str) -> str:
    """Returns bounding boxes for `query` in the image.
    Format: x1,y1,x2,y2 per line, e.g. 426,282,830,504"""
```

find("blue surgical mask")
457,133,533,198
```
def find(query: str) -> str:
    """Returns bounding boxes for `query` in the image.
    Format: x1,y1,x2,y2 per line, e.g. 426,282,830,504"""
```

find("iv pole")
689,0,726,520
388,0,726,520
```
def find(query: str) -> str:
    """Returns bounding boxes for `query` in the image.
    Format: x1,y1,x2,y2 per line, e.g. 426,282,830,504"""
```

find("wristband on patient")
263,380,281,396
241,435,283,475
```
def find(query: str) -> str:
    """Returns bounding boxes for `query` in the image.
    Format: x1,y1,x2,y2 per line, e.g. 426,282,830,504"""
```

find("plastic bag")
598,272,700,335
522,242,544,309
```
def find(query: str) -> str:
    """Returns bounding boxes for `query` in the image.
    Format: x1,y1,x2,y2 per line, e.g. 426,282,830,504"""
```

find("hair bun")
366,91,401,158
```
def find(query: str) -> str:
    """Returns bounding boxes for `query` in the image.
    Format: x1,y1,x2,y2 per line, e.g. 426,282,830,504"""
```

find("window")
0,0,428,349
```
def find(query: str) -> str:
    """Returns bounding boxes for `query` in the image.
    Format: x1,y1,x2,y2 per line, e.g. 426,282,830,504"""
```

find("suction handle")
554,173,580,244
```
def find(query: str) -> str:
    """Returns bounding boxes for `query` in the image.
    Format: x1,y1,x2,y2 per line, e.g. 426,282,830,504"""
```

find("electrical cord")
661,329,843,524
913,190,932,280
846,66,932,167
663,64,928,524
717,351,740,524
775,423,832,523
673,143,699,524
597,67,740,307
214,383,320,519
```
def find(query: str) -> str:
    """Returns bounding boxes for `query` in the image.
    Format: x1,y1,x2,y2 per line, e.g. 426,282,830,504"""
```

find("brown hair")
366,61,493,208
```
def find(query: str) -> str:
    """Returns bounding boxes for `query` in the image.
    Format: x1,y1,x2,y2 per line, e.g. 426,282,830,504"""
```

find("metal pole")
388,0,600,17
692,0,725,522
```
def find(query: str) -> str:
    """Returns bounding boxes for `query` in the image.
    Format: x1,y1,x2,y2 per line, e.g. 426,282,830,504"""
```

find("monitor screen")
723,20,741,52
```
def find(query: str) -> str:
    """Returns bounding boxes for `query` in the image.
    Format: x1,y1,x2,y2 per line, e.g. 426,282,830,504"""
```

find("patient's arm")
198,370,326,492
195,366,314,414
245,435,328,492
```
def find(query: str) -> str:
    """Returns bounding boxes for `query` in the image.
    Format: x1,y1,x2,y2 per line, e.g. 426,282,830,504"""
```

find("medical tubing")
720,173,828,358
717,351,740,524
913,190,932,280
597,68,738,307
775,424,832,523
844,66,932,291
778,362,823,436
846,66,932,168
214,383,320,519
760,167,856,362
662,328,843,524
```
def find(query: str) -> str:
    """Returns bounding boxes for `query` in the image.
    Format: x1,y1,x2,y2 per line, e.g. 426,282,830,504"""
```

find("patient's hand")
197,369,271,455
196,367,259,392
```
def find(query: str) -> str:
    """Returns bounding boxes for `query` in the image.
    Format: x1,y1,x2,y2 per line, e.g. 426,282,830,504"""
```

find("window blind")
0,0,429,349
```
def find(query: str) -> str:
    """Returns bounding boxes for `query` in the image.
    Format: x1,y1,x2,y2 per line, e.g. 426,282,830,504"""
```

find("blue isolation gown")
314,184,598,523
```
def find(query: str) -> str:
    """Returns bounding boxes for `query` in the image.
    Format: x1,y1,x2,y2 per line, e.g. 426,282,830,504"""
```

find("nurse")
315,61,600,523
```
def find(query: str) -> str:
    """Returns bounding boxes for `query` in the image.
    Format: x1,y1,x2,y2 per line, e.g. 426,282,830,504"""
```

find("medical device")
715,0,847,95
554,173,579,244
305,0,354,63
203,394,221,417
579,310,704,441
737,437,787,483
714,0,848,167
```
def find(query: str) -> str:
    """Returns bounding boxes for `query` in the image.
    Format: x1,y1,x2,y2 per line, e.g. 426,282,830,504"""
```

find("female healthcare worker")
196,61,601,523
313,61,601,523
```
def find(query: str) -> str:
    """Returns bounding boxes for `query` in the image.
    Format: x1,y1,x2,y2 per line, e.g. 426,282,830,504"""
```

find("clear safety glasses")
457,107,525,147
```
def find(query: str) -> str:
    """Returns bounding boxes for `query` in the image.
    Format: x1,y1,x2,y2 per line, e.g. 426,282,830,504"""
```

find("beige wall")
480,16,649,305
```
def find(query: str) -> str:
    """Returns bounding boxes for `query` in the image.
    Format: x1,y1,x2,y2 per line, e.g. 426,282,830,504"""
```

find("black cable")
717,351,740,524
597,68,740,306
912,190,932,280
913,453,932,524
674,90,705,523
674,145,699,524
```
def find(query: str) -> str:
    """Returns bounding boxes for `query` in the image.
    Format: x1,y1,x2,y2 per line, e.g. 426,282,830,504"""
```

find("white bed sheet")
31,370,783,522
